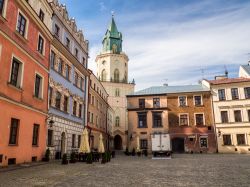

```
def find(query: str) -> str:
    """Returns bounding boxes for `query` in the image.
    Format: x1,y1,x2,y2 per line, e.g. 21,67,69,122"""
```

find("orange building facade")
0,0,52,166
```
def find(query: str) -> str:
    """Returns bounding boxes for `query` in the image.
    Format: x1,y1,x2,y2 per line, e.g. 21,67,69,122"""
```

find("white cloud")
99,2,107,12
88,1,250,91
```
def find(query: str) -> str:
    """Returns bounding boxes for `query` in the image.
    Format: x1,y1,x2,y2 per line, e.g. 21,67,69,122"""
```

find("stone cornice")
95,52,129,62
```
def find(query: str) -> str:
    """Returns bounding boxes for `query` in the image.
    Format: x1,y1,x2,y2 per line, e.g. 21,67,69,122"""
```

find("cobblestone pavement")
0,154,250,187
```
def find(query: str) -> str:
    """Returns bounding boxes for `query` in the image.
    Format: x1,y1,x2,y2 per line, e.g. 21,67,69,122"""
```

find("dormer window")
39,9,44,22
55,24,60,37
66,37,70,48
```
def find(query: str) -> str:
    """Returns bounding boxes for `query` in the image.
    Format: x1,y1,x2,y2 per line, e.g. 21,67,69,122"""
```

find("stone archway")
61,132,66,156
172,137,185,153
114,135,123,150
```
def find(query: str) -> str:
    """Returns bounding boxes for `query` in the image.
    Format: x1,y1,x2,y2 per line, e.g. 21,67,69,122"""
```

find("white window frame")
194,113,205,126
16,9,29,39
220,110,229,123
179,113,189,126
178,96,187,107
233,109,243,123
34,71,44,99
9,54,25,89
37,33,45,56
1,0,8,18
193,95,203,106
222,134,233,146
199,136,208,148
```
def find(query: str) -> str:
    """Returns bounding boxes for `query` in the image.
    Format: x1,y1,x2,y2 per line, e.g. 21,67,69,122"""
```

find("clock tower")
96,16,135,150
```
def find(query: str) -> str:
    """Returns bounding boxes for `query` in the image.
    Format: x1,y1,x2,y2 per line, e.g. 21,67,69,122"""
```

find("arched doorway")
61,132,66,156
172,138,185,153
114,135,122,150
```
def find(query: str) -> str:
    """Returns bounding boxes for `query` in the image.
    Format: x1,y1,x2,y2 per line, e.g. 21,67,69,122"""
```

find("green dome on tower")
102,16,122,54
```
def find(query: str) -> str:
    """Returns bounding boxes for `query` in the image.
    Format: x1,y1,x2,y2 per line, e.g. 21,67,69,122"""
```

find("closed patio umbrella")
136,135,140,152
79,128,90,153
98,133,105,153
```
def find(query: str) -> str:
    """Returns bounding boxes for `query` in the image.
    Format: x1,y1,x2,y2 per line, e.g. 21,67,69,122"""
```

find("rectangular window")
10,58,20,87
153,112,162,128
194,96,202,106
58,59,63,74
49,87,53,106
73,101,77,116
47,129,53,146
138,112,147,128
66,37,70,48
50,51,55,69
55,91,61,109
179,96,187,106
82,57,86,66
195,114,204,125
218,89,226,101
75,73,78,86
79,104,82,118
32,124,39,146
234,110,242,122
140,139,148,149
231,88,239,100
237,134,246,145
34,74,42,98
139,99,145,109
38,9,44,22
38,35,44,54
179,114,188,126
72,134,76,148
75,48,78,58
200,137,208,148
55,24,60,37
248,110,250,122
221,111,228,123
92,96,94,105
65,64,70,80
244,87,250,99
0,0,5,15
153,98,160,108
78,135,81,148
80,77,84,90
17,13,27,37
9,118,19,145
64,96,68,112
223,135,232,145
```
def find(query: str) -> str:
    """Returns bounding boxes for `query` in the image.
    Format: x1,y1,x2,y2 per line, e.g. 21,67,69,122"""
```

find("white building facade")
202,77,250,153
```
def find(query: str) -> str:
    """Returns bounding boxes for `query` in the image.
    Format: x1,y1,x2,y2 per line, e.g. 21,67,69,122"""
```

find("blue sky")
59,0,250,90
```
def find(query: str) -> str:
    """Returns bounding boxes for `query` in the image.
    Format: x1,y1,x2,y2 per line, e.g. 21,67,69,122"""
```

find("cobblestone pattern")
0,154,250,187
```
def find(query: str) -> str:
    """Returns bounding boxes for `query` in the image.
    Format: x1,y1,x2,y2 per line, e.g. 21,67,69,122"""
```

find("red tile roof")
207,77,250,85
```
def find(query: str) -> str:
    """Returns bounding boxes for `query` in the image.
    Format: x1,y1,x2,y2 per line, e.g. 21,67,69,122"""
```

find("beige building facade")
95,17,135,150
202,77,250,153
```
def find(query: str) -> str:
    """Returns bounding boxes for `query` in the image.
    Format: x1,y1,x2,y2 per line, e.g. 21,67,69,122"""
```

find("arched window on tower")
115,116,120,127
124,71,127,83
114,69,119,82
112,44,117,53
101,69,107,81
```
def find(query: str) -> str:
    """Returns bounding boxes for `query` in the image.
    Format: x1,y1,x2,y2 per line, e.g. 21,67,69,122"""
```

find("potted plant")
44,148,50,162
70,152,77,163
111,150,115,158
62,153,68,165
131,148,136,156
101,153,107,164
86,153,93,164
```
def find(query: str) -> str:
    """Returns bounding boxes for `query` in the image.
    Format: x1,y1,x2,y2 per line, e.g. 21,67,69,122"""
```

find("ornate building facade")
0,0,53,166
95,16,135,150
47,0,89,158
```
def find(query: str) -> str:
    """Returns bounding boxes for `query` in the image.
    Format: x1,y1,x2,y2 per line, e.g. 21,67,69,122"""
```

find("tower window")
101,69,107,81
114,69,119,82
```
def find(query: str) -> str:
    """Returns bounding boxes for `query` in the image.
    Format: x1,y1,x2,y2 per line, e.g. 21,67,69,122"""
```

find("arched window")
115,88,120,97
114,69,119,82
115,116,120,127
124,71,127,82
101,69,107,81
112,44,117,53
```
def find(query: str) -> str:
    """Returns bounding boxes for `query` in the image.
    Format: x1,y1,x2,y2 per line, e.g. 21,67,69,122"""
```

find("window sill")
195,105,204,107
14,31,28,43
179,105,188,107
36,50,45,59
32,145,39,147
8,144,18,146
152,126,163,128
0,15,7,23
138,127,148,128
7,82,23,92
33,95,44,102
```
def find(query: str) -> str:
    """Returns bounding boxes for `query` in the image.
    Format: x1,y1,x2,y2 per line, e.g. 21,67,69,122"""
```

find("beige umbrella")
79,128,90,153
136,135,140,152
98,133,105,153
